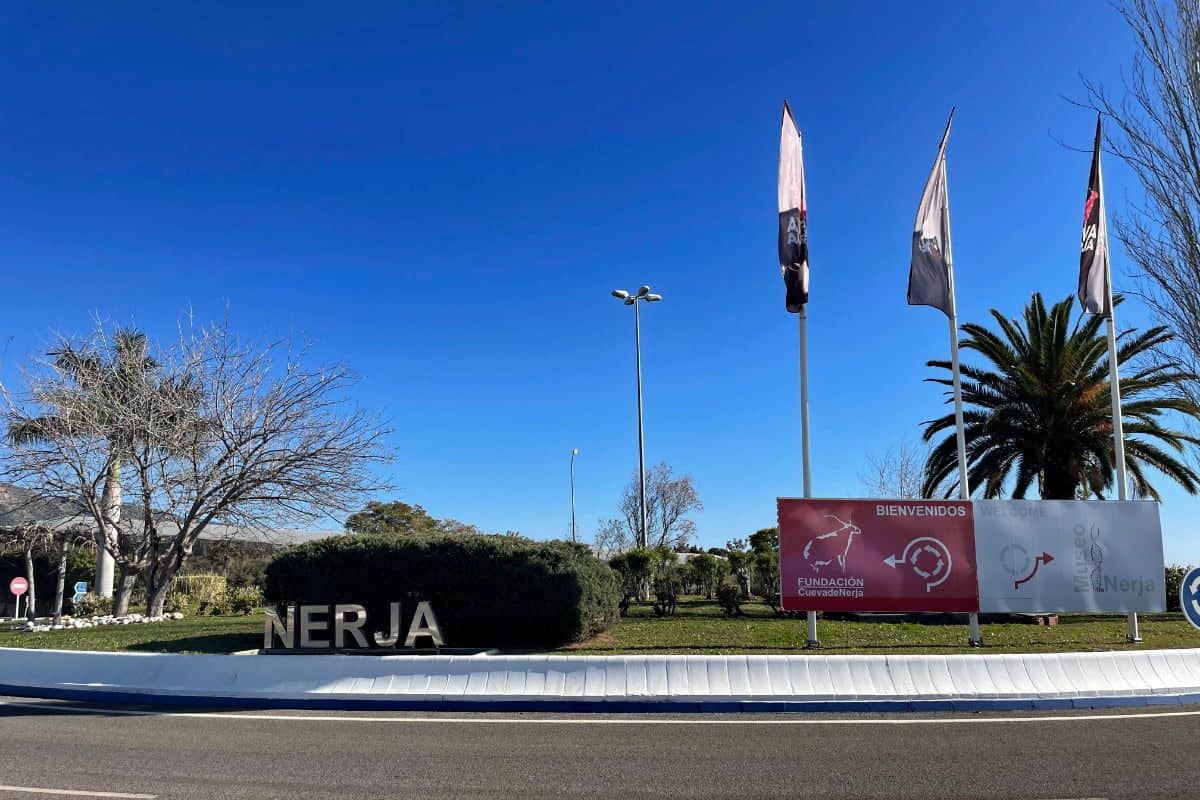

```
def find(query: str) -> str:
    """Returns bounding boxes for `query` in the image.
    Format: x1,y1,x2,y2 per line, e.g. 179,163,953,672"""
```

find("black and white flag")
1078,115,1110,316
908,110,955,317
778,102,808,312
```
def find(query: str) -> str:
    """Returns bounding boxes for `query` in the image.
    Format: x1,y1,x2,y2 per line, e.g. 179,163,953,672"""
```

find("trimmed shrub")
1166,564,1195,611
172,573,227,612
163,592,195,616
717,580,743,617
264,534,621,648
0,550,94,617
72,592,112,616
227,585,264,615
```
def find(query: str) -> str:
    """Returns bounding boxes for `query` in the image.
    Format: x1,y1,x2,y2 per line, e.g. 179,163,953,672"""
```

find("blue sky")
1,2,1196,562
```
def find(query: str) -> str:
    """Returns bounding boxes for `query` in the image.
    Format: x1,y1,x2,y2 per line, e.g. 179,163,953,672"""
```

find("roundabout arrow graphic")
1013,552,1054,590
883,537,953,593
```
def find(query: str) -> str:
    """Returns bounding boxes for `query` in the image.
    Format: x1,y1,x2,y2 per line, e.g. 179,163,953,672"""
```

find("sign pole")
800,306,818,648
941,162,982,647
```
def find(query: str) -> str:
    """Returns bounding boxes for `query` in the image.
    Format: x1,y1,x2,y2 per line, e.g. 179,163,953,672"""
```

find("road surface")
1,696,1197,799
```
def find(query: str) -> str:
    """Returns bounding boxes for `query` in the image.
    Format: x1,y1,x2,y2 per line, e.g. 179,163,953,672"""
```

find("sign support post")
10,576,29,622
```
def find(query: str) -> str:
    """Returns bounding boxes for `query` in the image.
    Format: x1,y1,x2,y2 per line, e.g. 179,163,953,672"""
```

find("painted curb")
2,646,1199,713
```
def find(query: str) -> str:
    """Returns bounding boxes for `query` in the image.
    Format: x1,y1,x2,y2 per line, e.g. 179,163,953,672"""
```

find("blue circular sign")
1182,567,1200,631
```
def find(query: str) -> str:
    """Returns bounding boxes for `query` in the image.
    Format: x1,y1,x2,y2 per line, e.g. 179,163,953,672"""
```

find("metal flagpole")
1093,144,1138,642
800,306,817,648
941,161,983,647
1106,311,1138,641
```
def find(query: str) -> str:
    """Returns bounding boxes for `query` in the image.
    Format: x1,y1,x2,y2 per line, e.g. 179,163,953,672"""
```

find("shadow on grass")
126,633,260,654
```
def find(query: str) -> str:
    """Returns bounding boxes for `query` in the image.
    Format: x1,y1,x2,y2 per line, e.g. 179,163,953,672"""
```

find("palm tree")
922,293,1200,500
8,329,158,611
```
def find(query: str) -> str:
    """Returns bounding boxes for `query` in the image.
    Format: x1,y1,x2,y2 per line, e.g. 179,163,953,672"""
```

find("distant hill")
0,482,337,546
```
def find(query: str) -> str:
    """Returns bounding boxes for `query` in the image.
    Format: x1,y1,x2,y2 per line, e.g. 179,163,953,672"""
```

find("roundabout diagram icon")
1182,566,1200,631
884,537,953,593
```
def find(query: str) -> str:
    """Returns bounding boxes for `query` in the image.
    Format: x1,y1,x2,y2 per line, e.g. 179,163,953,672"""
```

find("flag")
908,110,955,317
778,101,808,312
1078,114,1110,315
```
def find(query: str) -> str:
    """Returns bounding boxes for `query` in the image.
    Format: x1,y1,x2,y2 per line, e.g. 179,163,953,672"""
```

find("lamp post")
611,285,661,549
570,448,579,543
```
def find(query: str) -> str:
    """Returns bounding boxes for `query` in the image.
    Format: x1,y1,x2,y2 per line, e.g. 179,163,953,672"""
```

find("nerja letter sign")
264,601,445,650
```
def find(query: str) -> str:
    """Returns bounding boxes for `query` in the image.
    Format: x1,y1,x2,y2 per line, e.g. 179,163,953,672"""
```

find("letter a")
404,601,446,648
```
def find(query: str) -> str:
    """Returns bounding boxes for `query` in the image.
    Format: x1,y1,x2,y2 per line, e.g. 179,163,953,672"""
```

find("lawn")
565,597,1200,655
0,598,1196,655
0,615,262,654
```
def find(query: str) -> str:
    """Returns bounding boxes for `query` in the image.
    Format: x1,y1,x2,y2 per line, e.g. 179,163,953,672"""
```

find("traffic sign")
74,581,88,595
1182,567,1200,631
9,577,28,597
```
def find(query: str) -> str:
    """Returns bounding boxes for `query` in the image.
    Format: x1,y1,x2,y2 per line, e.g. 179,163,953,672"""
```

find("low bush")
716,580,743,617
1166,564,1195,612
163,592,194,616
172,574,227,613
72,592,112,616
226,585,264,615
264,534,621,648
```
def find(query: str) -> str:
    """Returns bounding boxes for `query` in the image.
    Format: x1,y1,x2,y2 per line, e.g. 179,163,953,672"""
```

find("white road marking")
2,698,1200,725
0,786,155,799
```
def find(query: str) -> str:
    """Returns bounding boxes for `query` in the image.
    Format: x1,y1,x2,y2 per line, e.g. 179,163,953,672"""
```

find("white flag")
907,110,954,317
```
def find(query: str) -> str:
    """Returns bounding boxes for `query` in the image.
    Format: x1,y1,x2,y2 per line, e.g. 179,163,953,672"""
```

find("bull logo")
802,515,861,574
1082,188,1098,226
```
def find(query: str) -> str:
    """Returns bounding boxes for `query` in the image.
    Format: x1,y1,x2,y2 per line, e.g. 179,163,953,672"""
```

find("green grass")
560,597,1200,655
0,615,262,654
0,598,1197,655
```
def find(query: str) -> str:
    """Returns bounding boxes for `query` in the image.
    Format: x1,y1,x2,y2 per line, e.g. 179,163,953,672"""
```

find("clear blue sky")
1,2,1195,562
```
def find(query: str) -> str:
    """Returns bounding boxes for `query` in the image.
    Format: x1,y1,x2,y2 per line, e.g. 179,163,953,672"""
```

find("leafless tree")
607,462,702,550
1081,0,1200,409
48,526,92,625
3,318,393,616
859,441,928,499
592,517,631,559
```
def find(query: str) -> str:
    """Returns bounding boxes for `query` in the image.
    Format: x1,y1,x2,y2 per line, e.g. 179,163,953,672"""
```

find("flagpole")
1094,144,1138,642
799,306,818,647
941,160,983,647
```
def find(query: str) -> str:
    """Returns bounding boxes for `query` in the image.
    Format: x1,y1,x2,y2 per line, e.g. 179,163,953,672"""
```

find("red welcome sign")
778,498,979,613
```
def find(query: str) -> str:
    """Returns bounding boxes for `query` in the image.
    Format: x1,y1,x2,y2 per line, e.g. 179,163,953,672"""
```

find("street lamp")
570,448,579,543
611,285,661,549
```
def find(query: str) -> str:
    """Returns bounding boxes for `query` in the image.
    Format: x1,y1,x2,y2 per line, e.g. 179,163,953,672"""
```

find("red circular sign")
9,577,28,596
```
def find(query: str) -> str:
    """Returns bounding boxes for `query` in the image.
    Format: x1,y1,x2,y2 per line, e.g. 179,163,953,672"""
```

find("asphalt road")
1,697,1198,799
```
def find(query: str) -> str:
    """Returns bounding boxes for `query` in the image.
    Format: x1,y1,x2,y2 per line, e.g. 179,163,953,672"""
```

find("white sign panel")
974,500,1165,613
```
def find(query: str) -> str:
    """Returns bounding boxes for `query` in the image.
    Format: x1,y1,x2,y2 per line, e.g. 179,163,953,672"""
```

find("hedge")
0,549,94,617
263,534,621,648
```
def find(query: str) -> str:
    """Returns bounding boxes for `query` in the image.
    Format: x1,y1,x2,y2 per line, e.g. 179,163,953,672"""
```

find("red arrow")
1014,552,1054,589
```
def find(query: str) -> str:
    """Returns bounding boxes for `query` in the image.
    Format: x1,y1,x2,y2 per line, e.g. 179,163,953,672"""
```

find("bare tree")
1082,0,1200,408
3,318,393,616
859,441,928,499
49,526,92,625
606,462,702,550
592,517,630,559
